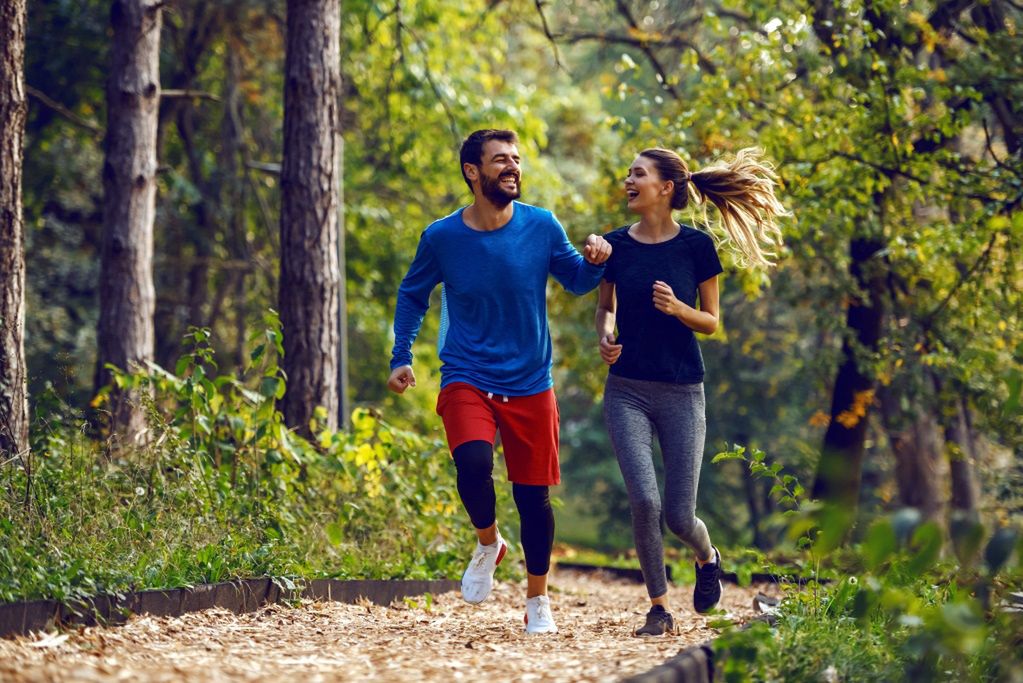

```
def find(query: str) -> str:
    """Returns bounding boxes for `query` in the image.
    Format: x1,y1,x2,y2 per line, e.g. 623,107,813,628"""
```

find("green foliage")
712,447,1023,682
15,0,1023,638
1,316,517,603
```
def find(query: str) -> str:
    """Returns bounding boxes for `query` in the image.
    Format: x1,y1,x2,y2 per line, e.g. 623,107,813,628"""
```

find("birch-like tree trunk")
96,0,162,441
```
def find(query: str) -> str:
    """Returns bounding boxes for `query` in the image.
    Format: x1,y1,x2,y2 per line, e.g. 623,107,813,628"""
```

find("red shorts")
436,382,560,486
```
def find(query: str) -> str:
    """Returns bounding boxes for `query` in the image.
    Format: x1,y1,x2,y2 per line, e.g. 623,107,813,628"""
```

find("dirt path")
0,569,774,682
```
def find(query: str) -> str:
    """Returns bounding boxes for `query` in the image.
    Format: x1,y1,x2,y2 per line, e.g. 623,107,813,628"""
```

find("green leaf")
850,588,877,621
812,504,853,554
863,518,897,571
984,526,1020,575
906,521,943,575
260,376,281,399
325,522,344,546
891,508,922,546
948,513,985,567
1005,370,1022,416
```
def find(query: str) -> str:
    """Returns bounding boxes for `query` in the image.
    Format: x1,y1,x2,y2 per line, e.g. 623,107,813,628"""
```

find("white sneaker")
460,534,508,604
524,595,558,634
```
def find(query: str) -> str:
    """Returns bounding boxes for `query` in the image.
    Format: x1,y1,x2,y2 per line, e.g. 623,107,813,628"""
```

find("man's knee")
453,440,494,481
512,483,551,510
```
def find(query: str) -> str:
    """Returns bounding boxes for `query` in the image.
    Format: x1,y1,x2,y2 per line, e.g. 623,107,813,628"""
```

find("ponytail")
639,147,788,269
688,148,787,268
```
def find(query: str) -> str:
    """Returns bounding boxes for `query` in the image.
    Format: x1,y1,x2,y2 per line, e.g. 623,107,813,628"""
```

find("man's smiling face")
476,140,521,207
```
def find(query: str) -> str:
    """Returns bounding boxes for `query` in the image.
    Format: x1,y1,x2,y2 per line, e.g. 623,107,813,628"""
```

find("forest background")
1,0,1022,677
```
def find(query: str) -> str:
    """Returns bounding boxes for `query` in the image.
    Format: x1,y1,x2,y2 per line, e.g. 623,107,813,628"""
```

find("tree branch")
161,88,221,102
246,160,282,175
613,0,682,99
556,29,717,76
533,0,566,73
397,19,461,145
982,117,1022,177
26,85,103,137
922,231,1000,329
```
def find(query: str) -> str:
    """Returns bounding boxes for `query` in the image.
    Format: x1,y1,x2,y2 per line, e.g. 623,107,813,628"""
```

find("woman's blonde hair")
639,147,788,268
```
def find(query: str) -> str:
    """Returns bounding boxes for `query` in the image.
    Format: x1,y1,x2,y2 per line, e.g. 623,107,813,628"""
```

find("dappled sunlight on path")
0,569,773,682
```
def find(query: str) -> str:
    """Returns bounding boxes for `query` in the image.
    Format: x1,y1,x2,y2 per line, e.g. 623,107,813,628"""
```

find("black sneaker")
634,605,675,637
693,547,723,614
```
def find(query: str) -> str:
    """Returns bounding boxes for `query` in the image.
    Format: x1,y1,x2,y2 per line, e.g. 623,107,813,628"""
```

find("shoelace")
470,550,488,570
470,543,497,571
696,561,718,590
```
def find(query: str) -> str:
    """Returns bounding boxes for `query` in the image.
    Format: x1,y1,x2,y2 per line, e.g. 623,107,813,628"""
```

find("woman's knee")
665,511,698,541
630,496,661,526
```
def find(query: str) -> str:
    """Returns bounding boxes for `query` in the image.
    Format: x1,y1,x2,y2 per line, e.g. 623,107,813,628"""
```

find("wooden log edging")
622,641,715,683
622,614,778,683
557,561,828,587
556,561,673,584
0,577,460,640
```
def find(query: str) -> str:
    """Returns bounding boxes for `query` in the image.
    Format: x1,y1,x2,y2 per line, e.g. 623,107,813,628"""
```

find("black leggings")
453,440,555,575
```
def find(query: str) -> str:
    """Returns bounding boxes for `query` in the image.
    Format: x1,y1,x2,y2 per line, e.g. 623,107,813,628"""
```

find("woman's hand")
599,334,623,365
652,281,682,317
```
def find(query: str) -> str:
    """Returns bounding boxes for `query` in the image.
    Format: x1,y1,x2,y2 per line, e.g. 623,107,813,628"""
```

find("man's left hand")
583,234,612,265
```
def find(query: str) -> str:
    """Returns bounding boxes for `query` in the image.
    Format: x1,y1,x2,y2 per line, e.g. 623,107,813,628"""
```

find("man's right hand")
387,365,417,394
599,334,622,365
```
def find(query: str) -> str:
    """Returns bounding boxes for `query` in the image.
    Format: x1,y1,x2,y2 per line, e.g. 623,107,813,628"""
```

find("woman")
596,147,786,636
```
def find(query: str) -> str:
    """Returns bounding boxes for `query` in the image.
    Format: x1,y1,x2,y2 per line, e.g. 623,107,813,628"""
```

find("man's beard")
480,171,521,208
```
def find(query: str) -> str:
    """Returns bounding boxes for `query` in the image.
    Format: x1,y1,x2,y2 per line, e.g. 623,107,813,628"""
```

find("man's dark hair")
459,129,519,192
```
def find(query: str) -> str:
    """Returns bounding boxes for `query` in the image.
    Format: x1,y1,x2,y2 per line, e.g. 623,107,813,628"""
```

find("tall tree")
0,0,29,458
279,0,343,436
96,0,162,439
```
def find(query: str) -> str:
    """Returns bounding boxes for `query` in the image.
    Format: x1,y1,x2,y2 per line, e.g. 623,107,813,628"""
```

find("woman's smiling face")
624,155,672,212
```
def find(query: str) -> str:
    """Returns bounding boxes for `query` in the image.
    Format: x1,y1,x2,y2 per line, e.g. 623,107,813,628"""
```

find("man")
387,129,611,634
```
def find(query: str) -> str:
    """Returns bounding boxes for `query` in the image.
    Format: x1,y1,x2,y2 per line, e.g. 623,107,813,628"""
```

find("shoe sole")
460,542,507,604
524,615,558,634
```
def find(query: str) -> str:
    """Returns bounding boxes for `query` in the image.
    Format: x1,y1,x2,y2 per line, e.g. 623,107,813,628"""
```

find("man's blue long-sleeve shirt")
390,202,604,396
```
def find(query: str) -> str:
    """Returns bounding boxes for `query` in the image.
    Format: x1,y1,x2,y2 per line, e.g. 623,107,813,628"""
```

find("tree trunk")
935,375,980,517
0,0,29,458
96,0,162,440
947,396,979,515
222,41,249,372
279,0,343,436
812,234,887,509
336,123,349,430
880,390,943,523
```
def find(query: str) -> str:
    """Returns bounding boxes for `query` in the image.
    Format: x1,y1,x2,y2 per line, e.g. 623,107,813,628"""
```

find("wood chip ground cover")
0,569,773,682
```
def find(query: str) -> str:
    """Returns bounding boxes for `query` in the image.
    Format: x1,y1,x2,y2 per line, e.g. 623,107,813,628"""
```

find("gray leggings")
603,373,713,599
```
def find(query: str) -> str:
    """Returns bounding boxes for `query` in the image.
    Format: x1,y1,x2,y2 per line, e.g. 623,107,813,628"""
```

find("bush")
711,445,1023,683
0,312,517,603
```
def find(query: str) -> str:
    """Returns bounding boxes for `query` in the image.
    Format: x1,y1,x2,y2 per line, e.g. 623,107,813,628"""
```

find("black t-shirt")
603,224,723,384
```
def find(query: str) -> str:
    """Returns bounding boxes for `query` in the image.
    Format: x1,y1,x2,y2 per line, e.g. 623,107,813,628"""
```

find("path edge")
621,614,777,683
0,577,459,639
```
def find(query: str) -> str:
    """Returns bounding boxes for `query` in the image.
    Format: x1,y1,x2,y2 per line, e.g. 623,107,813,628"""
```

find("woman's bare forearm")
596,308,616,339
673,302,718,335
